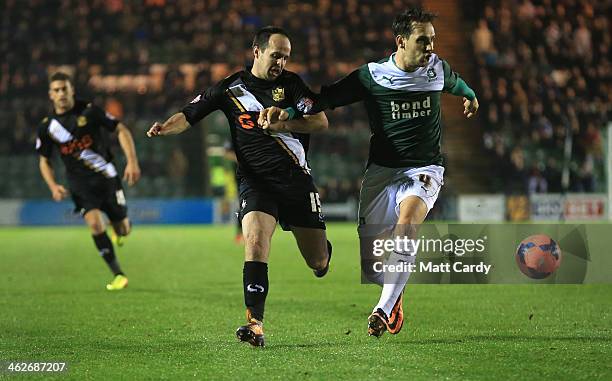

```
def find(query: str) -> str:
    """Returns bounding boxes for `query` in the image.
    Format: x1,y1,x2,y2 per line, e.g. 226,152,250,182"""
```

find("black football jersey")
36,100,119,181
181,69,316,188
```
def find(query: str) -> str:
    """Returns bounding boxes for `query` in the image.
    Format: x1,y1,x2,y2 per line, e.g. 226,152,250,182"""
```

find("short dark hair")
252,26,290,50
49,71,72,84
392,7,437,37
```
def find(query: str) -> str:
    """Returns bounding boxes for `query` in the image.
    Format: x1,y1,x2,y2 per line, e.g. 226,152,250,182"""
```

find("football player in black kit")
37,72,141,291
147,27,332,347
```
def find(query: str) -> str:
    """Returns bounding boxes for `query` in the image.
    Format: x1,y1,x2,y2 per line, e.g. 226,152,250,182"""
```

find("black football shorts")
238,174,326,231
69,176,128,222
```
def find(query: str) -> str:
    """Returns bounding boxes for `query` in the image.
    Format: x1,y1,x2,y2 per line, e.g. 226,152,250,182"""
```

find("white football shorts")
358,163,444,236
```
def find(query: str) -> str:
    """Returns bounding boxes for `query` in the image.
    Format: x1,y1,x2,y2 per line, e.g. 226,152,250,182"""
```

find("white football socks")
374,247,417,317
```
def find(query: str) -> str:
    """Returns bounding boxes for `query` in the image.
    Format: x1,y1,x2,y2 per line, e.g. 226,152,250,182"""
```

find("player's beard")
269,66,282,78
421,52,432,65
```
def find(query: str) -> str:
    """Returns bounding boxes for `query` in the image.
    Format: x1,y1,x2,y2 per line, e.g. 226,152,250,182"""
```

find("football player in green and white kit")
258,7,479,337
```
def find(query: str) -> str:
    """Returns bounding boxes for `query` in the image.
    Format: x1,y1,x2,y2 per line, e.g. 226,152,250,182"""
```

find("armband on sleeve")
283,107,297,120
450,77,476,100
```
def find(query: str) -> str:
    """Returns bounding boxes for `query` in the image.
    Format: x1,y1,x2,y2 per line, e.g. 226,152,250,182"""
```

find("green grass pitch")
1,223,611,380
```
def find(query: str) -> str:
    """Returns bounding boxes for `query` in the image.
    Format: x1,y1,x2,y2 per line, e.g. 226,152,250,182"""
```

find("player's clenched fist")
463,97,479,119
146,122,164,137
147,113,190,137
258,107,290,129
50,184,68,201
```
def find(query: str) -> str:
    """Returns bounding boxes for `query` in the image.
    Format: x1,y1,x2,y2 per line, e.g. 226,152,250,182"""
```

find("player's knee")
397,214,417,225
244,233,268,257
88,221,106,235
112,219,131,236
119,223,131,236
306,252,327,270
398,202,428,226
395,219,419,237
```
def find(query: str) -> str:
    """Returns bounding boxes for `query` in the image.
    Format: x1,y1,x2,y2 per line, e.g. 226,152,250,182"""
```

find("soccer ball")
515,234,562,279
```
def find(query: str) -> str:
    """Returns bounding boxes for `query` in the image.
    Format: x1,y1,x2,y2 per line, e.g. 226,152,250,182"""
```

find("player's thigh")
101,178,128,226
390,196,427,243
394,170,443,220
394,169,443,240
238,178,279,224
358,185,397,274
242,211,277,262
70,181,103,220
238,181,279,262
358,164,400,233
398,196,428,224
358,165,430,264
290,226,328,266
276,177,327,265
276,175,325,232
111,217,131,236
83,209,107,235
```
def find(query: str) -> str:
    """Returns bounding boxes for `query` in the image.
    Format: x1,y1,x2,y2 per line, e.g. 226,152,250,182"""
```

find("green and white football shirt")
306,53,464,168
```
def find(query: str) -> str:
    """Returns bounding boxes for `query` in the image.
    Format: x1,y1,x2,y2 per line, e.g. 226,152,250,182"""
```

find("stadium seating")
1,0,608,200
468,0,610,194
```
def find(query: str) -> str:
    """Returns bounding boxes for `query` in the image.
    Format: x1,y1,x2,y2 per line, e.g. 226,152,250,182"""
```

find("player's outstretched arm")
258,69,367,129
258,107,328,133
147,112,191,137
38,156,68,201
442,60,479,118
116,123,141,186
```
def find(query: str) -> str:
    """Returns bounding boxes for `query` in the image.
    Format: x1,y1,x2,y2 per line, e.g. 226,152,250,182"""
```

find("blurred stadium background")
2,2,612,379
0,0,610,225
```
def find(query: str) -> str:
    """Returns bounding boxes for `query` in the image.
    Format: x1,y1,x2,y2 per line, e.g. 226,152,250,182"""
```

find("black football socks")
243,261,269,322
92,232,123,276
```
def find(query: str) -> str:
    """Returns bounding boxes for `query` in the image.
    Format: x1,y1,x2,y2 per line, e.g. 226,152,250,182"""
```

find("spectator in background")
472,19,496,64
544,157,563,193
573,15,592,61
527,166,548,194
472,0,610,194
508,147,527,194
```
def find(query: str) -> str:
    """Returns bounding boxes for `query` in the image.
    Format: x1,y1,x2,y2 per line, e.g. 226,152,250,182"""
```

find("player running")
147,27,332,347
37,72,141,291
259,8,479,337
